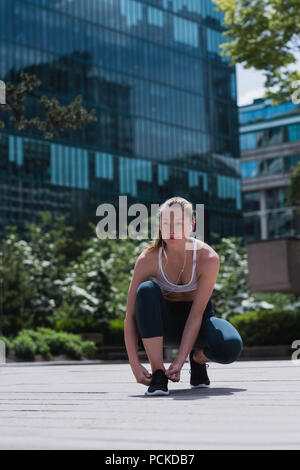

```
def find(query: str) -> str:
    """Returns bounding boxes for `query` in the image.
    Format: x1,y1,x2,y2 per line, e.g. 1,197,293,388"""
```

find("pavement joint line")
0,361,299,449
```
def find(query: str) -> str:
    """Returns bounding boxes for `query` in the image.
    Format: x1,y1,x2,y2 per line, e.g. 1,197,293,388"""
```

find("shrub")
53,300,108,333
12,334,38,360
6,328,98,361
0,336,13,356
229,309,300,346
103,318,124,346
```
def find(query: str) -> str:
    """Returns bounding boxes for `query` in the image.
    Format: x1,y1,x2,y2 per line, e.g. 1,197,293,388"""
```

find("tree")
210,235,274,318
213,0,300,211
213,0,300,104
0,212,75,336
0,71,97,139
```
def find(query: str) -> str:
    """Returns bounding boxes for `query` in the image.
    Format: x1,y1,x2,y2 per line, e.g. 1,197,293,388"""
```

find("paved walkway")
0,359,299,449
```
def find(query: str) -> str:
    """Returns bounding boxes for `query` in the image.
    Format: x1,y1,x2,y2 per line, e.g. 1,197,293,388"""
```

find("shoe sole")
190,383,210,388
145,390,170,396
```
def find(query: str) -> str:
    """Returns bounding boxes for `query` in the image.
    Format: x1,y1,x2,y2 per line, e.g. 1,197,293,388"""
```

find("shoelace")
151,370,168,384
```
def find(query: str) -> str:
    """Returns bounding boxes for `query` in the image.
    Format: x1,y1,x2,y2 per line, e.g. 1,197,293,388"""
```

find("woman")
124,196,243,396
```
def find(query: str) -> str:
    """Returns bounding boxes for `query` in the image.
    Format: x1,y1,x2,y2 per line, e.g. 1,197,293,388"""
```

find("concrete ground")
0,359,299,450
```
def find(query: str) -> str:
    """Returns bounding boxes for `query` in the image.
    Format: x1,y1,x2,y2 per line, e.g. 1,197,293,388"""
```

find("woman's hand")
131,362,152,386
165,360,183,382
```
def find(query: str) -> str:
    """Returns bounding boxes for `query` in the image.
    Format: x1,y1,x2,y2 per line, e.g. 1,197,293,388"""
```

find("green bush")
229,309,300,346
53,301,108,334
5,328,98,361
12,334,38,360
103,318,124,346
0,336,13,356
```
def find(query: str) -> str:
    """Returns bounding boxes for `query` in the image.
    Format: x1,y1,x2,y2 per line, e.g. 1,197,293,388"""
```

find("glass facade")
0,0,242,241
242,191,260,212
267,209,297,239
243,214,260,242
265,188,288,210
239,99,298,125
241,155,300,179
240,122,300,151
239,98,300,241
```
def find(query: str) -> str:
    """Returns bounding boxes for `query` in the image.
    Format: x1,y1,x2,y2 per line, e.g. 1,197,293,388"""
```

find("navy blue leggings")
136,280,243,364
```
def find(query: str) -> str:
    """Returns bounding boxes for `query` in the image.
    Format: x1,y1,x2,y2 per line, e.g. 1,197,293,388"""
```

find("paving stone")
0,360,299,449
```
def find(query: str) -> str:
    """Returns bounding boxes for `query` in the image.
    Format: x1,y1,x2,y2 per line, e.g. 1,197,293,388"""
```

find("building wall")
239,98,300,241
0,0,243,242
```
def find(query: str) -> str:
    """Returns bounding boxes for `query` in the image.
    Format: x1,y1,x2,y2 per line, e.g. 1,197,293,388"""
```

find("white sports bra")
154,237,198,292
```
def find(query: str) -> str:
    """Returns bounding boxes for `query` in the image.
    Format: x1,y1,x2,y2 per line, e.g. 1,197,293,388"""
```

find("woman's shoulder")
194,238,219,276
194,238,218,255
141,244,160,258
136,245,159,277
195,238,217,254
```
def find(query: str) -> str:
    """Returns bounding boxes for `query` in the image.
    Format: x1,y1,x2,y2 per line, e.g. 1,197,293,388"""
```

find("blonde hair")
146,196,195,253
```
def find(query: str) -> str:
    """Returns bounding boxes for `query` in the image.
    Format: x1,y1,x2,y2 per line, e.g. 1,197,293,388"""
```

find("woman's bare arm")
175,253,220,368
124,251,155,366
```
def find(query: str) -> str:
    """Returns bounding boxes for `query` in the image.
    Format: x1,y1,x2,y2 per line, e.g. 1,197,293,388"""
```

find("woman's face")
159,206,193,241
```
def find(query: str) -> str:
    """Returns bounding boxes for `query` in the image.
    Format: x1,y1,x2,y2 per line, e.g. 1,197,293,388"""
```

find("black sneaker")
145,369,169,396
189,350,210,388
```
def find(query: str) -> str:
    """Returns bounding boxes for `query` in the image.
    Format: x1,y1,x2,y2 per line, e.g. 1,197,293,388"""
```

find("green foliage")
213,0,300,104
229,309,300,346
0,211,147,337
0,212,76,335
5,328,97,361
109,318,125,332
103,318,125,346
12,335,38,361
63,224,148,328
52,301,86,333
0,336,13,356
210,234,275,319
2,214,299,348
51,225,143,333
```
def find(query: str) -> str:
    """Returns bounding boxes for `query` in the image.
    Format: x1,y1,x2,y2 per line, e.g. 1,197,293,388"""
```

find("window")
288,123,300,142
243,192,260,212
217,175,241,210
244,214,261,241
240,132,257,151
50,144,89,189
241,161,258,178
173,16,198,48
120,0,143,28
268,209,294,238
257,127,284,147
147,6,164,27
266,188,288,210
241,155,300,179
119,156,152,196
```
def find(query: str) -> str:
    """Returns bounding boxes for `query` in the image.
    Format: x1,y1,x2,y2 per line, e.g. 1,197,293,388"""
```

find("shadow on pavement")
130,387,247,400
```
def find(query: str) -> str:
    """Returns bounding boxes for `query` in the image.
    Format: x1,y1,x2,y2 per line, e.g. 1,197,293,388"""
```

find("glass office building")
239,97,300,241
0,0,243,241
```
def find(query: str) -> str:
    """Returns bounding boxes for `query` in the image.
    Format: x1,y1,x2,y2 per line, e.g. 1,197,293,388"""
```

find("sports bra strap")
161,237,196,261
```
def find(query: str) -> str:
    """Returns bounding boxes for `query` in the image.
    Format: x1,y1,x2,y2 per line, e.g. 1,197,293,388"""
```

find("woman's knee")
135,281,163,338
204,318,243,364
218,336,243,364
136,281,162,315
136,280,161,300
